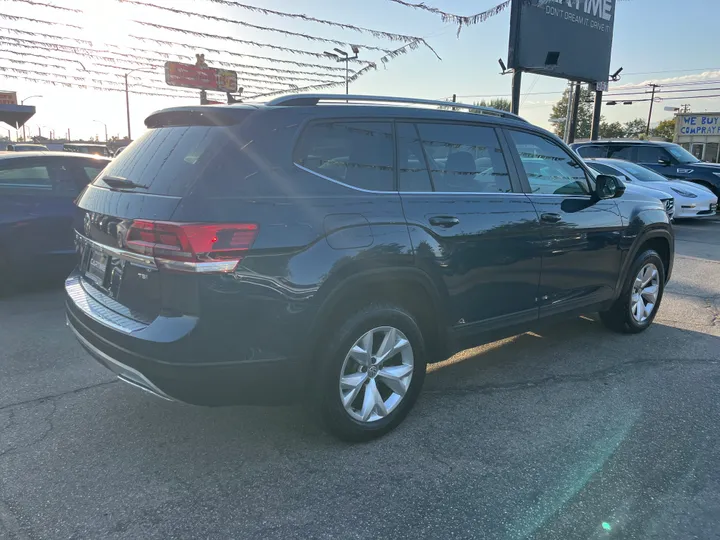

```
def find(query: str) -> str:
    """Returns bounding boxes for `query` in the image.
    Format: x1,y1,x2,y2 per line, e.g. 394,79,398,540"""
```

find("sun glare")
79,0,132,48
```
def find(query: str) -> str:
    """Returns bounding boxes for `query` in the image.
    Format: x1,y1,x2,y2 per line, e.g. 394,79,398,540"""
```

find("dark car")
571,139,720,199
0,151,110,291
63,143,112,157
65,94,674,441
7,143,49,152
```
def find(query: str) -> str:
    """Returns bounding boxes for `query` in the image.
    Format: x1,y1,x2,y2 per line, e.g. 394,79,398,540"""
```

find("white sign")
678,114,720,136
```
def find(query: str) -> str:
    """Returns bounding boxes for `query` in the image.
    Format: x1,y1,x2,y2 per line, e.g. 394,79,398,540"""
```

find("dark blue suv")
0,151,110,293
65,95,674,440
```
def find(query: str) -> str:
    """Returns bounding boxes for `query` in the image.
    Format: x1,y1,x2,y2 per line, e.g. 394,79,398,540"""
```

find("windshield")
666,144,700,164
612,161,669,182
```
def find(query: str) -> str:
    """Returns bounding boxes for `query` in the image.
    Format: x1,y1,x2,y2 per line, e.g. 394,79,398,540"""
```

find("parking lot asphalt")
1,219,719,540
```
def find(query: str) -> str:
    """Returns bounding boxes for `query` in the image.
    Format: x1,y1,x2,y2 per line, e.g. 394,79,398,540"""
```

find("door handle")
540,213,562,223
429,216,460,228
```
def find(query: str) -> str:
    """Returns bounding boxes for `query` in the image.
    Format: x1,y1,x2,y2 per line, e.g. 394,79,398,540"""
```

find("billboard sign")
164,62,238,93
0,90,17,105
508,0,617,84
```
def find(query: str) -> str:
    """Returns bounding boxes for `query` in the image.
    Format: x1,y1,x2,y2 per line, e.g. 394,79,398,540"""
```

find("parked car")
63,143,112,157
585,158,717,219
0,151,110,292
7,143,49,151
571,139,720,199
65,94,674,441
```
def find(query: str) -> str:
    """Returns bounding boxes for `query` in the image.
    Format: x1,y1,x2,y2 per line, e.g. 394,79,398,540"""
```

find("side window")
587,162,628,181
636,146,671,164
415,123,511,193
0,162,52,195
293,121,394,191
575,145,607,158
509,130,591,196
396,123,432,192
606,145,634,161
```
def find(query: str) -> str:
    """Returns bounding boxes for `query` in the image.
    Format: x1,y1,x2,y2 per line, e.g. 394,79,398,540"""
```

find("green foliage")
549,87,595,139
653,118,676,141
475,98,511,112
623,118,647,138
599,121,624,138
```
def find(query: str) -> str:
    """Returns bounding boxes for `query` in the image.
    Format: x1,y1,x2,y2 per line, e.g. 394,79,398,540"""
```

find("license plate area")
84,248,109,288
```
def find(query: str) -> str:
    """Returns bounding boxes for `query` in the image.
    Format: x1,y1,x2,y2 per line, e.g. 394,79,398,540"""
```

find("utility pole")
646,83,660,136
563,82,574,142
591,88,603,141
567,82,582,144
511,71,522,115
124,67,157,141
679,104,691,114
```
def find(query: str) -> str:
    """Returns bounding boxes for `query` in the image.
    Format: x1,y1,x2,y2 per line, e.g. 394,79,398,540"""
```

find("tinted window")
606,145,634,160
294,122,394,191
575,145,607,158
510,131,590,195
415,123,511,193
396,123,432,192
636,146,671,164
0,162,51,193
84,165,104,182
94,126,247,196
667,144,700,164
614,161,669,182
587,162,623,177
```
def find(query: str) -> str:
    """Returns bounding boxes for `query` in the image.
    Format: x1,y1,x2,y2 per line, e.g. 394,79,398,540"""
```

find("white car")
586,158,718,219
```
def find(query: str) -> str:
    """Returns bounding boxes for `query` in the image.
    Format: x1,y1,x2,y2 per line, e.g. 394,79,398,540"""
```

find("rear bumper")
65,274,305,406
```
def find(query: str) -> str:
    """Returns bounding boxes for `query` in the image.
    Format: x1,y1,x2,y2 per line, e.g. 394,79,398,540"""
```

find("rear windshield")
92,126,246,196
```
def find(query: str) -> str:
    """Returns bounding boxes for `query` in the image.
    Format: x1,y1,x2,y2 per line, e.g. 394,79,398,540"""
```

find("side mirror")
658,158,672,166
595,174,626,200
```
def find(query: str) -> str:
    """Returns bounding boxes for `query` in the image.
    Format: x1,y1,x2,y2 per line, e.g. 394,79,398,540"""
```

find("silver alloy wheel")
631,263,660,323
339,326,414,423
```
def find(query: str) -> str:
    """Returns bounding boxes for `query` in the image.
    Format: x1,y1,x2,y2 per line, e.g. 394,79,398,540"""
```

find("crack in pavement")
426,356,719,397
0,380,118,413
0,400,57,460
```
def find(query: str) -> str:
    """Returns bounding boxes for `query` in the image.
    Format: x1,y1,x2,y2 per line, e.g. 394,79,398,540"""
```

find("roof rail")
265,94,528,123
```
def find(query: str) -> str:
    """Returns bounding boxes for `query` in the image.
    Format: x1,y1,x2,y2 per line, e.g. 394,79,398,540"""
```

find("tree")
599,121,624,138
549,87,594,139
653,118,676,141
623,118,647,138
476,98,511,112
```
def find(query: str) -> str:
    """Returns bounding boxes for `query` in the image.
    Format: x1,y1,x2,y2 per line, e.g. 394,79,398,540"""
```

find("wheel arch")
309,267,451,363
616,227,674,295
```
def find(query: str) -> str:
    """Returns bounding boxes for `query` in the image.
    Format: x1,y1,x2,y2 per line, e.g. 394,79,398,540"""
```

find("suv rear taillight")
126,221,258,273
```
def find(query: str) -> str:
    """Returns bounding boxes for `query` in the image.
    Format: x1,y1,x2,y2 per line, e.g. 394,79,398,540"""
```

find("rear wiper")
101,175,148,190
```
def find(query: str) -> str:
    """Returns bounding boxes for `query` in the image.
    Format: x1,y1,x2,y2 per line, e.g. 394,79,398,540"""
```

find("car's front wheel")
600,249,666,333
314,304,427,442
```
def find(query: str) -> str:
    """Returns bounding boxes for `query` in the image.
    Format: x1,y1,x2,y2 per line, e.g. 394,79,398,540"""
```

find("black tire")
313,303,427,442
600,249,666,334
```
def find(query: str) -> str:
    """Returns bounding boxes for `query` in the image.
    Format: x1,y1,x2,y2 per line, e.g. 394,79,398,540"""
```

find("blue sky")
2,0,720,140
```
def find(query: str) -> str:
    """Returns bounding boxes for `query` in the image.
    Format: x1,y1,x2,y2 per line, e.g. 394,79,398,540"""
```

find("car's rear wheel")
314,304,427,442
600,249,665,334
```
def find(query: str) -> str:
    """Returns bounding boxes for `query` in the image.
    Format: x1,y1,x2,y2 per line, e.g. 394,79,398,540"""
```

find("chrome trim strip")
266,94,528,123
155,258,239,273
66,276,148,334
67,319,174,402
294,163,391,194
294,163,530,197
75,232,156,269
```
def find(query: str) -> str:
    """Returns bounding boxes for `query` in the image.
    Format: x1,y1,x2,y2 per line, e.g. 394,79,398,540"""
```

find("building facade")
675,112,720,163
